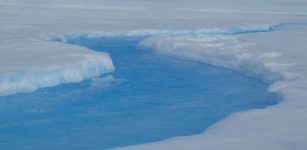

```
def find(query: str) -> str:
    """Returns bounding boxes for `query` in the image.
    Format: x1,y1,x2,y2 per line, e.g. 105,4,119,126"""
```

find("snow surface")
1,0,307,149
0,40,114,96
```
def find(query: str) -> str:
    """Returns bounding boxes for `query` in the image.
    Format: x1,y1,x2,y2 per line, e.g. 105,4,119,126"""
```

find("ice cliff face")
0,39,114,96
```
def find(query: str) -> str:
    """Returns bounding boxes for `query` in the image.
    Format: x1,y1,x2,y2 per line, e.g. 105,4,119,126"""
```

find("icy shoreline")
114,27,307,150
0,40,114,96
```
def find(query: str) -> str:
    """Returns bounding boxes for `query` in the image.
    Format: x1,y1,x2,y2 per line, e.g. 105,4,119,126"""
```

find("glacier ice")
1,0,307,150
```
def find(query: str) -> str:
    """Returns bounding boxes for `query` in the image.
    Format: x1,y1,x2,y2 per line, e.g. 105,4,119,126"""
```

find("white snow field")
1,0,307,149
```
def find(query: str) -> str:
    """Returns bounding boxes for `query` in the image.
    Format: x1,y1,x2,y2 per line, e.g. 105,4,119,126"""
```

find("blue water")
0,36,280,150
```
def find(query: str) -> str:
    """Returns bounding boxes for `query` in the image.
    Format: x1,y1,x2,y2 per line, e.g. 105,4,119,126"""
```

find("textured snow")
0,34,114,96
0,3,116,96
1,0,307,149
138,35,282,82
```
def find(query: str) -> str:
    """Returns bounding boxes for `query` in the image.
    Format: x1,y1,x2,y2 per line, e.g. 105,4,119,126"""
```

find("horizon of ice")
58,23,282,39
1,0,307,149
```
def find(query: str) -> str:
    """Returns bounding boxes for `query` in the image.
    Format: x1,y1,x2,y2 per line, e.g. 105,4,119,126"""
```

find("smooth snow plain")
1,0,307,149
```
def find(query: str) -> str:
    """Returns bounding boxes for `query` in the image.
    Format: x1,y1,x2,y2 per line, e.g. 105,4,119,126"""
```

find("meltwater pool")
0,36,280,150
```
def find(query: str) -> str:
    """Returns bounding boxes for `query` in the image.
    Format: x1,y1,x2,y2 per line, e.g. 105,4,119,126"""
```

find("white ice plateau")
1,0,307,149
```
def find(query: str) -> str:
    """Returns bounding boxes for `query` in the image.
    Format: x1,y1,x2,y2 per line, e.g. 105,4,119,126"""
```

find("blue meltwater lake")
0,36,281,149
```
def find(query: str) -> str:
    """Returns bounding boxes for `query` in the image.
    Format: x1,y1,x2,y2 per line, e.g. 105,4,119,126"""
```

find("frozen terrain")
1,0,307,149
0,36,280,150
